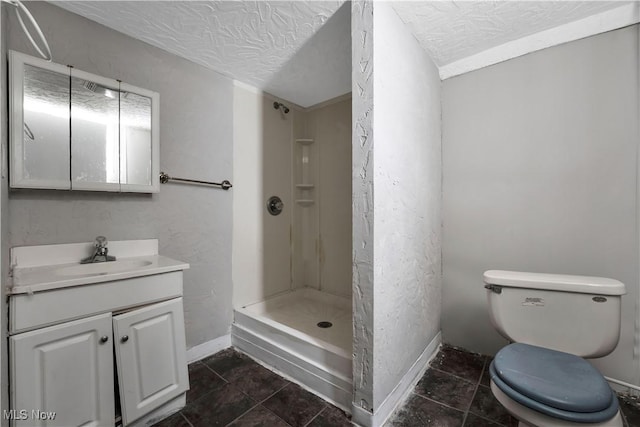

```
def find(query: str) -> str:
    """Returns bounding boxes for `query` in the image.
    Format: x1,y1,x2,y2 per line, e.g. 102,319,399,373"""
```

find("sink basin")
56,259,153,277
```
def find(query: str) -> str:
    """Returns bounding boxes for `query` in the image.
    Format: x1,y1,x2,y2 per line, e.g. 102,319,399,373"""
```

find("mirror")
9,50,160,192
120,90,152,187
20,63,70,188
71,72,120,191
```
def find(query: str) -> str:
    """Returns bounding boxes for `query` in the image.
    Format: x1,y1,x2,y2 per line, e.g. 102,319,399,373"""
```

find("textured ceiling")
391,1,632,67
52,1,350,108
52,1,632,107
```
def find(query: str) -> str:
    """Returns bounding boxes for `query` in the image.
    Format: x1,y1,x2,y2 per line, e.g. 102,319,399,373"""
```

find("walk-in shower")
232,93,353,411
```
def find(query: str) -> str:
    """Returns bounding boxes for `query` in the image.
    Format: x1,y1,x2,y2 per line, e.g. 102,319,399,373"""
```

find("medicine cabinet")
9,50,160,192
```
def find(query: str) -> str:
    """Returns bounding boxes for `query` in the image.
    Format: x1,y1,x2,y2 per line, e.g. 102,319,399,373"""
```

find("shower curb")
231,323,352,412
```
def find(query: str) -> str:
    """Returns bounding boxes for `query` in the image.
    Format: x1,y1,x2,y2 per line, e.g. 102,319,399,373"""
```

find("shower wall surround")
352,1,442,425
4,2,234,350
232,86,295,307
232,85,352,307
313,99,352,297
442,25,639,387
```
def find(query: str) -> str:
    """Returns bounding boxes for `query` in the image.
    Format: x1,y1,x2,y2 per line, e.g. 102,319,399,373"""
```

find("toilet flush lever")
485,284,503,294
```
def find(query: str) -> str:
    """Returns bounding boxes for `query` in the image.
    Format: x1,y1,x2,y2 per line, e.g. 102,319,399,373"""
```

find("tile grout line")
302,405,328,427
411,392,467,415
410,358,487,426
175,352,348,427
258,382,329,427
223,400,264,426
258,382,292,405
167,362,216,427
261,406,296,427
178,412,194,427
470,413,509,427
429,366,481,385
223,382,292,426
199,360,232,382
182,371,230,408
468,357,514,427
183,359,261,426
461,356,486,426
197,351,294,425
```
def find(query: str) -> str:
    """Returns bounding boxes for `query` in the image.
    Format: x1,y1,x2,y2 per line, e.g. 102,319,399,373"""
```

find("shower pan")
233,288,352,409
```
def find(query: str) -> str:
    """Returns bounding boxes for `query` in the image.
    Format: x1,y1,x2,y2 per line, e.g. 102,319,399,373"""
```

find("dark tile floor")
153,345,640,427
152,348,352,427
619,396,640,427
387,345,640,427
386,345,517,426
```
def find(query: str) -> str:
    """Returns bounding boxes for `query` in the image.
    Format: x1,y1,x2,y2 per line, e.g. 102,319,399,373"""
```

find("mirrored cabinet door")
70,70,121,191
10,51,71,189
119,84,159,192
10,50,160,193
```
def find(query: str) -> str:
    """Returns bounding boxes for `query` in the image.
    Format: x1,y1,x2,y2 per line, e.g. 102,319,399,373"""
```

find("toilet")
484,270,626,427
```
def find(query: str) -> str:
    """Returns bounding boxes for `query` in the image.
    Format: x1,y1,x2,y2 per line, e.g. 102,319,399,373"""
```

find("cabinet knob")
100,336,109,343
121,335,129,343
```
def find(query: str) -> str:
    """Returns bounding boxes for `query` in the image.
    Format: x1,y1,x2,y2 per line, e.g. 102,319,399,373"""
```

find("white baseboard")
605,376,640,396
352,332,442,427
186,334,231,363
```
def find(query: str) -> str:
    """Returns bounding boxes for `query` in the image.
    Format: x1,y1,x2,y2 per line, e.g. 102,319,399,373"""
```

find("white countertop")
9,239,189,295
10,255,189,295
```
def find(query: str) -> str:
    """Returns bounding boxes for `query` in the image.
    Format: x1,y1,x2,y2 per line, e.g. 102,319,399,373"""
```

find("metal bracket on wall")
159,172,232,190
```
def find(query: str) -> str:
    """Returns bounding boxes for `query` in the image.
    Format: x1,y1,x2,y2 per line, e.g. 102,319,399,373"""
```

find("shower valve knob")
267,196,284,216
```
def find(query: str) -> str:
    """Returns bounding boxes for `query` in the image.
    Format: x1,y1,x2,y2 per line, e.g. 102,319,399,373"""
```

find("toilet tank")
484,270,626,358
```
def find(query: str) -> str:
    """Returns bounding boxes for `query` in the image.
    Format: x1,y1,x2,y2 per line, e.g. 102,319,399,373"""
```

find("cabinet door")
70,69,121,192
10,313,115,427
9,50,160,193
113,298,188,426
119,83,160,193
9,50,71,190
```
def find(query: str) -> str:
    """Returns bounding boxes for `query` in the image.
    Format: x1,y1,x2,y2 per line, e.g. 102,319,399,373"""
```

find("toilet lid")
493,343,612,413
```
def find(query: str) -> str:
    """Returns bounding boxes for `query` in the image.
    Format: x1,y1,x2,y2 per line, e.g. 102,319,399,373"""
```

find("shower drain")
317,321,333,328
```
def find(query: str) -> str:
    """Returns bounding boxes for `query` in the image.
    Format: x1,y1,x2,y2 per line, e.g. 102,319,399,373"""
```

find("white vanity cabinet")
10,313,115,427
9,253,190,427
113,298,188,425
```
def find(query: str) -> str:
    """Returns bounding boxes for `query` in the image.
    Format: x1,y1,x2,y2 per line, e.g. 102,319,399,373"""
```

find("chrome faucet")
81,236,116,264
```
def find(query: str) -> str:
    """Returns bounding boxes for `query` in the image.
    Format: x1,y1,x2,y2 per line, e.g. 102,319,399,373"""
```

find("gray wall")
6,2,234,349
442,25,639,384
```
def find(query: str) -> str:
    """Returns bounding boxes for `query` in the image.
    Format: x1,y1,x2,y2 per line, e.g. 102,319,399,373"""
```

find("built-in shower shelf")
296,138,314,145
296,184,315,189
295,199,315,207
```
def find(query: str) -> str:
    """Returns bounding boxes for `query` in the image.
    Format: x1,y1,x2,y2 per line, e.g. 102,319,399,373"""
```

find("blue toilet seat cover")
493,343,616,414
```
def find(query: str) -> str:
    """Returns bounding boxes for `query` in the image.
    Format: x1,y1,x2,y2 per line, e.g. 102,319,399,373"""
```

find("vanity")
8,239,190,427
